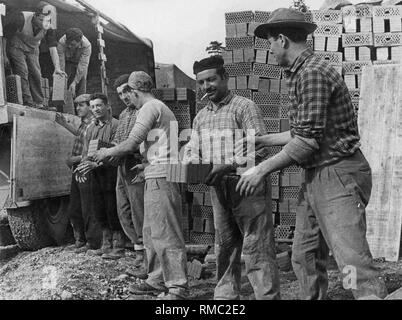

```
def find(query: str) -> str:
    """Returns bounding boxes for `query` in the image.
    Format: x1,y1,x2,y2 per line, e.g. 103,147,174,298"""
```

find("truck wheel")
7,197,73,251
7,204,54,251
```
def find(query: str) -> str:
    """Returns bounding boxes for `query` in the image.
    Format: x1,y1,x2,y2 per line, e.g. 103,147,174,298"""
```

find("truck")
0,0,155,250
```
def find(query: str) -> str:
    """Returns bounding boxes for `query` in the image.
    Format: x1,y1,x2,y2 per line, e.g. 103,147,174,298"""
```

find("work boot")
87,228,112,256
65,240,86,251
101,231,126,260
133,250,145,268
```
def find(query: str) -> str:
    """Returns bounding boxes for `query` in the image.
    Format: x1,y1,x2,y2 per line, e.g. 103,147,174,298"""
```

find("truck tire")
7,197,72,251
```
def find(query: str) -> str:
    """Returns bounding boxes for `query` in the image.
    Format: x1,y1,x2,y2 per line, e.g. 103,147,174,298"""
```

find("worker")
76,93,124,259
182,55,280,300
93,71,189,300
57,28,92,98
4,4,65,109
236,8,388,300
101,74,146,265
57,94,101,253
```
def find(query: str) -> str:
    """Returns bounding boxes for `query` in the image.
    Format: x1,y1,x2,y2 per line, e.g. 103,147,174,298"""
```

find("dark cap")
66,28,83,42
254,8,317,39
193,55,224,75
128,71,153,92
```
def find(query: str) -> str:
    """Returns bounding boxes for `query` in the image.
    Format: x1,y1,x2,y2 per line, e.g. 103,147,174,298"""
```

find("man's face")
90,98,109,120
128,88,141,109
116,83,133,108
267,35,287,67
75,102,91,118
196,68,228,103
66,40,80,51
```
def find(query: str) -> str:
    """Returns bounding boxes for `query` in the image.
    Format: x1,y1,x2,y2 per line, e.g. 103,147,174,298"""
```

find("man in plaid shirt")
100,74,146,267
62,94,101,253
184,55,280,300
237,8,387,299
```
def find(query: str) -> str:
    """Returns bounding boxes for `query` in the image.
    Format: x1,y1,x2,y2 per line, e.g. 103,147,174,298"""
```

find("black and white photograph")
0,0,402,308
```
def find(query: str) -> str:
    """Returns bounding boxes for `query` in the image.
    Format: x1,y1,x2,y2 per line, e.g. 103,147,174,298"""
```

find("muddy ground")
1,246,402,300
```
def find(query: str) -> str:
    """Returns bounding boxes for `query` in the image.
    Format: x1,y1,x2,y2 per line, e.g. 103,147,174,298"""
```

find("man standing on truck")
76,93,125,260
235,8,388,300
4,3,66,109
57,28,92,98
93,71,189,300
183,55,280,300
58,94,101,253
100,74,146,266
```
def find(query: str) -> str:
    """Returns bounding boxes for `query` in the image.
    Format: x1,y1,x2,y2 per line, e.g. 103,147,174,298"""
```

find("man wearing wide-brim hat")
236,8,388,300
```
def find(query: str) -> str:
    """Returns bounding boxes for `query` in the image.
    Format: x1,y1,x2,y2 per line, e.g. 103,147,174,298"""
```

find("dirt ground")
1,246,402,300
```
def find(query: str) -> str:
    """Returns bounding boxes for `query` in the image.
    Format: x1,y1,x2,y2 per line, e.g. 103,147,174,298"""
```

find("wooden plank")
11,116,76,202
359,64,402,261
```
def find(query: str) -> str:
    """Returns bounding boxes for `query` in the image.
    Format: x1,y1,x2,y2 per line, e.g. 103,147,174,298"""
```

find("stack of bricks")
152,87,196,132
342,5,374,115
188,183,215,246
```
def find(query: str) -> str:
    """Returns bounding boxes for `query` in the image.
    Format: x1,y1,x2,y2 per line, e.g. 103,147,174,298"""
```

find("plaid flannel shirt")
283,48,361,168
185,92,268,166
112,107,138,145
71,114,95,156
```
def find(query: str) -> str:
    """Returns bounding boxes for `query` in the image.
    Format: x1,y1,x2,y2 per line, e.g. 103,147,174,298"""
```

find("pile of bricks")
5,75,23,105
152,87,196,132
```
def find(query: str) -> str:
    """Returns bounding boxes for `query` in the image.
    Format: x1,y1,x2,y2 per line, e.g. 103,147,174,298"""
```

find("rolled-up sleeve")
291,69,332,142
74,41,91,83
128,104,158,145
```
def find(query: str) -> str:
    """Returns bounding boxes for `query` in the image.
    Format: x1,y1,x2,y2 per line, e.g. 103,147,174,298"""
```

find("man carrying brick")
4,3,65,109
57,28,92,98
100,74,146,266
183,55,280,300
59,94,101,253
93,71,188,300
76,93,125,259
236,8,388,300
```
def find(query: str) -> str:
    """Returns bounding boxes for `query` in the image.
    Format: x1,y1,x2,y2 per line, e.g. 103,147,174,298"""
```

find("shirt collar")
82,114,95,125
95,116,112,127
284,48,314,77
207,91,234,111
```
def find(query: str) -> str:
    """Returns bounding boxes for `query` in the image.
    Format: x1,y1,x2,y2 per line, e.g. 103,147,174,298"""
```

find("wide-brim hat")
254,8,317,39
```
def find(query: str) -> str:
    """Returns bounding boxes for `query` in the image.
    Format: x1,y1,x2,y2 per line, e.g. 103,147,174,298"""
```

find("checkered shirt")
112,107,138,145
185,92,268,165
71,115,95,156
283,48,361,168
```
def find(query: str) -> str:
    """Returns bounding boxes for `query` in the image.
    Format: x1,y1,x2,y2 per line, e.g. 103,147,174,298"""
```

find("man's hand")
4,56,11,70
55,112,68,127
54,69,67,77
204,164,234,186
108,156,121,166
236,166,265,197
75,161,98,175
93,148,110,163
68,82,77,97
75,171,88,184
130,164,145,184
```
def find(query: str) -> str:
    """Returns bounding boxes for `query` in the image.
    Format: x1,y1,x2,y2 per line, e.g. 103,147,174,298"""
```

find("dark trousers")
66,61,87,96
68,172,102,248
211,175,280,300
91,166,122,231
9,46,43,105
292,150,388,300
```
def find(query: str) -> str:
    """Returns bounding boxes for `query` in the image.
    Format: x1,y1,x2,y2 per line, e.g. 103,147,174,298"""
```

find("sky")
84,0,364,78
